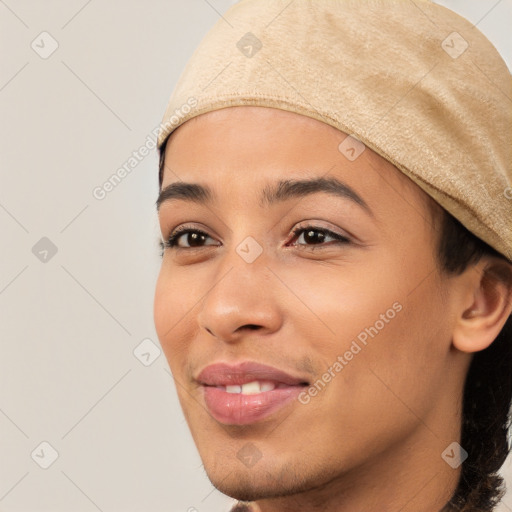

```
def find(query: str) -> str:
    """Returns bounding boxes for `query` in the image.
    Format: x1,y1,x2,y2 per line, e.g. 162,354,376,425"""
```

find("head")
153,0,512,509
154,106,512,510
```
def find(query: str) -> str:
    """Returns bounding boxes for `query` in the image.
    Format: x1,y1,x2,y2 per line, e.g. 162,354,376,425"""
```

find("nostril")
243,324,261,331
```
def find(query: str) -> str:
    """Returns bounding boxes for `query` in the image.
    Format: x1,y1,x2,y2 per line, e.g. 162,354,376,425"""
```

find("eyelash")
163,225,350,250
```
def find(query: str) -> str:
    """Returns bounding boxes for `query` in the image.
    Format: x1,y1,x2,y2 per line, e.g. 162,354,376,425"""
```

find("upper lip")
196,361,309,387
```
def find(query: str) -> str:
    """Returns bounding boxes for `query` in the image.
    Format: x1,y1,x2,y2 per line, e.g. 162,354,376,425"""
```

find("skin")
154,106,512,512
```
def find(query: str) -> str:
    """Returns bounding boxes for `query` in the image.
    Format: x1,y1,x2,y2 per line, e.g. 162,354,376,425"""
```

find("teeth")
241,381,261,395
223,381,276,394
260,382,276,392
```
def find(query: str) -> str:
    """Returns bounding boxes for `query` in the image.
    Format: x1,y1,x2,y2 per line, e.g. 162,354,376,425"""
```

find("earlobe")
452,259,512,354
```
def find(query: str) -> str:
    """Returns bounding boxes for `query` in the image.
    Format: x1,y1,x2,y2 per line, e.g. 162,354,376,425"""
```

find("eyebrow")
156,176,372,215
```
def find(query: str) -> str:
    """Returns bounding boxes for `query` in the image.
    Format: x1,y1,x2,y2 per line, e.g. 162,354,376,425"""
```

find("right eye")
164,228,219,249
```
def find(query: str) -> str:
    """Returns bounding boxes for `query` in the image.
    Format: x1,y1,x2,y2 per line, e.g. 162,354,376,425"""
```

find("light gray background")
1,1,511,511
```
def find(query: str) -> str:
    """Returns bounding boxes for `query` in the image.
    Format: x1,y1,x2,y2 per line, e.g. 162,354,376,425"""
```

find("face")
154,106,464,503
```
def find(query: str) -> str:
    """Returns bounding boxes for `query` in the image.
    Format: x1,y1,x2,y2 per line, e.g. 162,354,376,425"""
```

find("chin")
203,460,324,503
208,477,287,503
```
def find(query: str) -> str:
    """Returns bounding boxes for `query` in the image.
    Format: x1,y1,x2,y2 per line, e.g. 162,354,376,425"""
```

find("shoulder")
229,502,258,512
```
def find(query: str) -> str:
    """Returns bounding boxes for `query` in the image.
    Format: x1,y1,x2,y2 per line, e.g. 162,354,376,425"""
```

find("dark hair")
434,210,512,512
158,139,167,189
158,141,512,511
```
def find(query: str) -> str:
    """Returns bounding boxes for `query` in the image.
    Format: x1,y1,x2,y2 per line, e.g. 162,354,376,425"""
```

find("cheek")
153,269,171,344
153,266,194,367
274,253,408,353
287,247,448,409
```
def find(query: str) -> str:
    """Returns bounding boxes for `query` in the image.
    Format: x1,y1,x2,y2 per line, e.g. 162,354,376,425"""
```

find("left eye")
290,226,350,246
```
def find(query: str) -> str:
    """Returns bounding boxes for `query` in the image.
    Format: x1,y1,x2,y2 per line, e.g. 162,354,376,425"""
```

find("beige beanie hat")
157,0,512,261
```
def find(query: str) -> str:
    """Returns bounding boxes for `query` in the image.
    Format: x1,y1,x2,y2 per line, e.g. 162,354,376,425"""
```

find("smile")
196,361,309,425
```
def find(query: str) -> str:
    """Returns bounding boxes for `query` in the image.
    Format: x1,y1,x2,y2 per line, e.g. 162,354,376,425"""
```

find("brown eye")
291,226,350,247
166,229,217,249
300,229,327,245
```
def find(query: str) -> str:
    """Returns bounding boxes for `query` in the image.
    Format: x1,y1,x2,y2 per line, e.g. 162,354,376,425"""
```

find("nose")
197,253,283,343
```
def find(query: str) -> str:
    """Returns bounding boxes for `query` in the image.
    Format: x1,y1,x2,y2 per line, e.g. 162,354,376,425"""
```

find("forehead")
161,106,434,220
164,106,342,166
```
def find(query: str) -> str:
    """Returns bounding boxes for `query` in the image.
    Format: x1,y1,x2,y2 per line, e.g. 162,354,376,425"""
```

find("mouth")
196,361,310,425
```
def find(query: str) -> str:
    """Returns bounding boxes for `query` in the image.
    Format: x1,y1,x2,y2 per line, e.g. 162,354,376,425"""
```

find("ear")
452,257,512,353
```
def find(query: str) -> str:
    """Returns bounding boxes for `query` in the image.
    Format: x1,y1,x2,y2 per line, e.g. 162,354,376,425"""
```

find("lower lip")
202,385,304,425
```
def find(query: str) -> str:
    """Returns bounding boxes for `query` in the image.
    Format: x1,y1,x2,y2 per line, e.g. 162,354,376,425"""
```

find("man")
153,1,512,511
